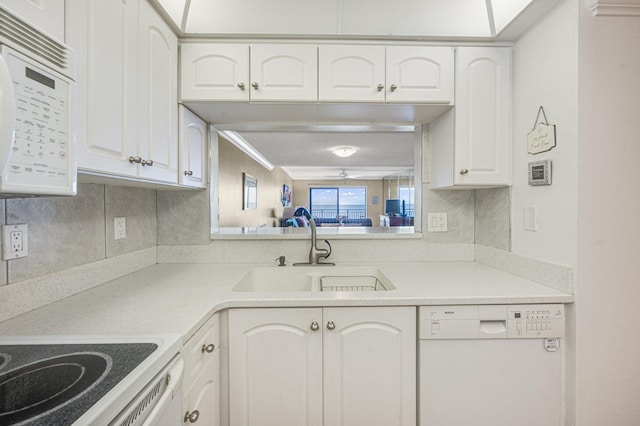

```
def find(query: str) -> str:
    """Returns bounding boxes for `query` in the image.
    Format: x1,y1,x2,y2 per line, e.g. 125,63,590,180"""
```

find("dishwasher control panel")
419,304,564,339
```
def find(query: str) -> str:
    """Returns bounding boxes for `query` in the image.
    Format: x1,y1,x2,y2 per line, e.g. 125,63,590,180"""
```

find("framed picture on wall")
282,184,292,207
243,173,257,210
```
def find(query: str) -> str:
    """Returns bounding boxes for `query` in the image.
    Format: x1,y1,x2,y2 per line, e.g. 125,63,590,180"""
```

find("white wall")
575,0,640,424
511,0,579,268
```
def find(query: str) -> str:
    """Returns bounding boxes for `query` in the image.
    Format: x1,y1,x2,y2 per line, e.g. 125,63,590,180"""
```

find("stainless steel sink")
232,266,395,292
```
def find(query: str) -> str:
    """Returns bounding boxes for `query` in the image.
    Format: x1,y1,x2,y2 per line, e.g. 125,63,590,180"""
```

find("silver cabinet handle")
390,84,398,92
184,170,193,176
310,321,319,331
459,169,469,175
377,84,384,91
141,159,154,167
184,410,200,423
252,82,259,89
237,82,245,90
326,321,336,330
201,343,215,353
128,156,142,164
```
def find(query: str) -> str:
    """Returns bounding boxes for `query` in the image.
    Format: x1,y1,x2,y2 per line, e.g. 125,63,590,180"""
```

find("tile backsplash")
0,183,158,285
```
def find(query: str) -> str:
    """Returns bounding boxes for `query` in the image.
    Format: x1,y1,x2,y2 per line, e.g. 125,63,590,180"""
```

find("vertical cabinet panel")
181,43,250,101
179,105,208,188
229,308,323,426
323,307,416,426
318,45,386,102
70,0,139,177
138,0,178,182
250,44,318,102
454,47,511,186
386,46,453,103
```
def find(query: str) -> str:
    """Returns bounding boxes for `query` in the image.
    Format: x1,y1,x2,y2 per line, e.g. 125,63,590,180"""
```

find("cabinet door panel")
250,44,317,102
181,44,249,101
319,45,385,102
454,47,511,185
179,106,208,187
386,46,453,103
138,2,178,182
71,0,139,176
229,308,323,426
323,307,416,426
183,350,220,426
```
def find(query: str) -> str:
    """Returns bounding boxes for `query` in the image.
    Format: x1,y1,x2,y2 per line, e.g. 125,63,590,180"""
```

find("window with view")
310,187,367,219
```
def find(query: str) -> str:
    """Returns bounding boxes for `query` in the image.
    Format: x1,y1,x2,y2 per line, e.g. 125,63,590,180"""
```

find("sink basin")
232,266,395,292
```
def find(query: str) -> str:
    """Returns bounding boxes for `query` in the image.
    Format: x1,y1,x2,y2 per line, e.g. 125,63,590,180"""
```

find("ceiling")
151,0,560,40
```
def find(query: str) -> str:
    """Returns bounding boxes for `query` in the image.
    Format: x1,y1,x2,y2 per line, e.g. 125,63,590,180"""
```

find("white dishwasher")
419,304,565,426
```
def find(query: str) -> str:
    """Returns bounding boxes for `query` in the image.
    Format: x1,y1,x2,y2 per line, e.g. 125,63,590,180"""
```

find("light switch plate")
427,212,448,232
524,206,538,231
2,224,28,260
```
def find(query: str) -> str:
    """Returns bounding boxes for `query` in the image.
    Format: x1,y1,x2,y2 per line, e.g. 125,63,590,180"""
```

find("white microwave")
0,5,76,197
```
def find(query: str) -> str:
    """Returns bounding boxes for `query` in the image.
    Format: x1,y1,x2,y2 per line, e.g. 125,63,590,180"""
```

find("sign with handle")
527,106,556,154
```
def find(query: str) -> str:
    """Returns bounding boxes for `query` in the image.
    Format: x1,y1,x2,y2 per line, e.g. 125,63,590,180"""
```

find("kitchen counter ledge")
0,262,573,344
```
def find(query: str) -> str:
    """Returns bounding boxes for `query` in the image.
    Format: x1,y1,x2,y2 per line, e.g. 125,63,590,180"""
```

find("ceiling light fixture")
219,130,274,171
331,146,358,158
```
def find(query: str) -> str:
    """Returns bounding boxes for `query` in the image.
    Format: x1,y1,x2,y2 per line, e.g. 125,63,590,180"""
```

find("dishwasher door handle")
479,320,507,337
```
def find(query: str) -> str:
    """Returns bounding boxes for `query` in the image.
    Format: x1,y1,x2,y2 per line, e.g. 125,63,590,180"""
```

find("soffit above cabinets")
151,0,563,40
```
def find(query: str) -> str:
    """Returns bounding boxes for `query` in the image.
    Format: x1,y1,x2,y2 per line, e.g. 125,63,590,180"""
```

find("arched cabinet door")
181,43,250,101
319,45,386,102
322,306,416,426
228,308,323,426
250,44,318,102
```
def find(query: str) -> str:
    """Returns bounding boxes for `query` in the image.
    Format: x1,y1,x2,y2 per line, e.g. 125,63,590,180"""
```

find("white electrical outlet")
427,212,448,232
2,224,28,260
114,217,127,240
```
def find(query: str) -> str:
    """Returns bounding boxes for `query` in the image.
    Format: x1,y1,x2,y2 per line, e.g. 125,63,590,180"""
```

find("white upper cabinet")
179,105,208,188
318,45,386,102
181,43,250,101
181,43,317,102
249,44,318,102
138,0,178,182
0,0,65,41
70,0,179,184
319,44,453,103
69,0,139,178
429,46,512,188
386,46,453,104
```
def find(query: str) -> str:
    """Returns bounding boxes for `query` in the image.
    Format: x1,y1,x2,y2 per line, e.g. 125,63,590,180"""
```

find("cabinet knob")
459,169,469,175
377,84,384,91
184,410,200,423
128,156,142,164
201,343,215,353
184,170,193,176
326,321,336,330
310,321,319,331
142,159,154,167
252,82,259,90
237,82,245,90
390,84,397,92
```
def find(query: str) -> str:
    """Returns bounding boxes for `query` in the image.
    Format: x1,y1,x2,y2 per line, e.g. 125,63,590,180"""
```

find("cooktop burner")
0,343,157,426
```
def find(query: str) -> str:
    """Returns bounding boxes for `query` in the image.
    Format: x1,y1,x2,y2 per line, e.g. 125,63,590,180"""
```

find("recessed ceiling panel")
186,0,339,34
341,0,491,37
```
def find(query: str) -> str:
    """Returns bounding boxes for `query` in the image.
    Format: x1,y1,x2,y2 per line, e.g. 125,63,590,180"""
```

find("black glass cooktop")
0,343,157,426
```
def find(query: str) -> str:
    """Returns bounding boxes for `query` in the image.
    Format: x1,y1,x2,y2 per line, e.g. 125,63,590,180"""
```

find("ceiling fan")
324,169,361,180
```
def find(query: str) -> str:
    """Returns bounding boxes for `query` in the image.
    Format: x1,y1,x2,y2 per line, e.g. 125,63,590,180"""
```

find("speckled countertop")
0,262,573,344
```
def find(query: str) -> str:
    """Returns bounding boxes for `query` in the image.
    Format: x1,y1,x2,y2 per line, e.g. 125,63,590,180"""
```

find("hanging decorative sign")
527,106,556,154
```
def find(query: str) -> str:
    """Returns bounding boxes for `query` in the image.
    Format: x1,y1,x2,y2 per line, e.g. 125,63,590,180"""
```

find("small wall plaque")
528,160,552,186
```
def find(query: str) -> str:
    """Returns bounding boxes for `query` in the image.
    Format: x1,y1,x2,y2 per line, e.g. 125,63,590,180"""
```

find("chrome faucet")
292,207,334,266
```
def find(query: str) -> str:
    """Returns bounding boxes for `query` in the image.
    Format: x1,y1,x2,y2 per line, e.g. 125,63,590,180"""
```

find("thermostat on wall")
528,160,552,186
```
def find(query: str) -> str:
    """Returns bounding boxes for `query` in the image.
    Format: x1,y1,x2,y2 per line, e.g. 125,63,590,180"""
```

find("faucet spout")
293,207,334,266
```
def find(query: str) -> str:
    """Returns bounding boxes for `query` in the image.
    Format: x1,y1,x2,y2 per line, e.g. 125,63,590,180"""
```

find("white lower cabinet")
228,306,416,426
183,313,220,426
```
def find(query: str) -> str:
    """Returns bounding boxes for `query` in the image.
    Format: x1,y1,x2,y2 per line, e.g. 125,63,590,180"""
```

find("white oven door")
110,355,184,426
